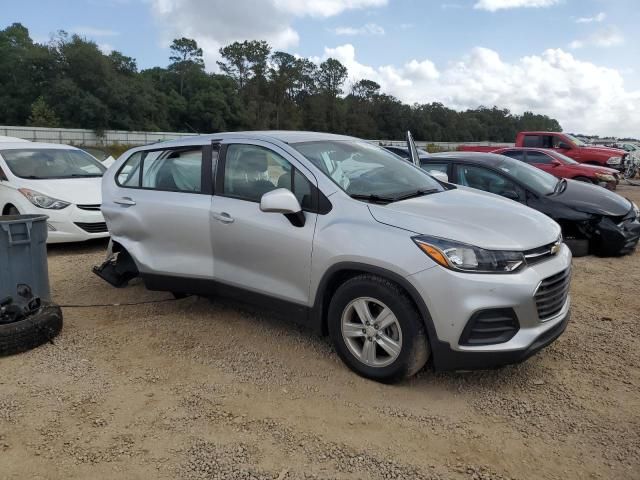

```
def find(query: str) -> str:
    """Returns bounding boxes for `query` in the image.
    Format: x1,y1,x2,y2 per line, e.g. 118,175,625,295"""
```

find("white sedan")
0,142,109,243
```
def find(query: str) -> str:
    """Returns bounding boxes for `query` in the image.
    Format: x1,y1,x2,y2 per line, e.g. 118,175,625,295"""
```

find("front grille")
74,222,108,233
459,308,519,346
77,204,101,211
523,240,559,266
535,268,571,321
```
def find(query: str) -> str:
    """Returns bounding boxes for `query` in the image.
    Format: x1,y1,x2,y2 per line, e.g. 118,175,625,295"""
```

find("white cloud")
333,23,385,36
149,0,386,66
575,12,606,23
320,43,640,136
570,26,624,49
474,0,560,12
71,26,119,37
273,0,387,17
98,43,115,54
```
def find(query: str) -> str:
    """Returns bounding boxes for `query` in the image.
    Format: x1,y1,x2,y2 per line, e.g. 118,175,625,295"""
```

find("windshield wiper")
349,193,395,204
391,189,440,201
69,173,103,177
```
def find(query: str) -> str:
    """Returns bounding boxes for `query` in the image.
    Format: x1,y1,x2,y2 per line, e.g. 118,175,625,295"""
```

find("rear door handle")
212,211,234,224
114,197,136,206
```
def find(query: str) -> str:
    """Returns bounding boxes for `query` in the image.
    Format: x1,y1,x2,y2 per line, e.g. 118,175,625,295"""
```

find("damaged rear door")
102,144,216,279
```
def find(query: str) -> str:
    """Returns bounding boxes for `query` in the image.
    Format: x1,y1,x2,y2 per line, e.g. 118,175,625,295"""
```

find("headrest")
238,150,268,173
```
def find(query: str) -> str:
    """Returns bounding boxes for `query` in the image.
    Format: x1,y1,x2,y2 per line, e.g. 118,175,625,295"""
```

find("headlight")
18,188,70,210
594,173,615,182
633,202,640,217
413,235,525,273
606,156,622,165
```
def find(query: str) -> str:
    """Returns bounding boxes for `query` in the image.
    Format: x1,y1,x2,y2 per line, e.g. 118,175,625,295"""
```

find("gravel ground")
1,185,639,480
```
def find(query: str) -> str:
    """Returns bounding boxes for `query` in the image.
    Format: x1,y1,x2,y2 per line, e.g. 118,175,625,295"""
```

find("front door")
210,140,317,305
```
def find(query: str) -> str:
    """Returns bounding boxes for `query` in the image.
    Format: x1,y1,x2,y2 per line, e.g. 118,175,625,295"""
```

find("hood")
16,177,102,205
579,145,626,157
368,188,560,250
567,163,618,175
552,179,631,216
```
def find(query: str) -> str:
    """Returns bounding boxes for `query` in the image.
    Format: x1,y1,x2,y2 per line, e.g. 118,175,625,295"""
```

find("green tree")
27,96,59,127
169,37,204,96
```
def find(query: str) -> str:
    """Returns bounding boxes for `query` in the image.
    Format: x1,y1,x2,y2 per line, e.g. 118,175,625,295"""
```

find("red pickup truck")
460,131,628,172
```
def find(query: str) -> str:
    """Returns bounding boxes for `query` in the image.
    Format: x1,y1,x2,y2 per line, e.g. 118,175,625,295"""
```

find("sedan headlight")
413,235,525,273
18,188,70,210
633,202,640,217
606,156,622,166
594,173,616,182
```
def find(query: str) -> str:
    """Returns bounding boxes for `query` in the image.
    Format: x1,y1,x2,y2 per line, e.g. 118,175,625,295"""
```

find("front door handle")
114,197,136,206
212,211,234,224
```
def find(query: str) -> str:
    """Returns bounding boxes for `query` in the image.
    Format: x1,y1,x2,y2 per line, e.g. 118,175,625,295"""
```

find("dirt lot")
2,186,639,480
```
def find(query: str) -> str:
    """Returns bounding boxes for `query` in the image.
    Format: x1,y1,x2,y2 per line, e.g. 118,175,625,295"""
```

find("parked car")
0,142,109,243
98,131,572,382
492,147,619,189
382,145,430,160
80,146,116,168
460,131,629,172
422,152,640,257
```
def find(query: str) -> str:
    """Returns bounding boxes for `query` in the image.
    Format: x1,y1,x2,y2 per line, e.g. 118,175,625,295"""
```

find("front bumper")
593,216,640,256
44,205,109,243
407,243,572,370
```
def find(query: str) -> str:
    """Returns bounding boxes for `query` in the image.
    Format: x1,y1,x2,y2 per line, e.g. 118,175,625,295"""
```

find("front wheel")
328,275,429,383
6,206,19,216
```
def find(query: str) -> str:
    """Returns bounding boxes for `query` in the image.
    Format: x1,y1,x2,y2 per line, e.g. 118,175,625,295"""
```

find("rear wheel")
328,275,429,383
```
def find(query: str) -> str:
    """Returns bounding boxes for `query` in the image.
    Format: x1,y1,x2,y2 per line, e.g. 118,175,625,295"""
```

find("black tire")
328,275,429,383
565,238,589,257
0,304,63,357
573,176,593,183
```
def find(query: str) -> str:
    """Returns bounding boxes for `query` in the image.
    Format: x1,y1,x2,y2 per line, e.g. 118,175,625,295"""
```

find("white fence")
0,125,514,151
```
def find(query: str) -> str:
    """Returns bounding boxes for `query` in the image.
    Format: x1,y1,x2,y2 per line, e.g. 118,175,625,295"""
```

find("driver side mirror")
429,170,449,183
557,142,571,150
550,160,561,167
501,190,520,201
260,188,305,227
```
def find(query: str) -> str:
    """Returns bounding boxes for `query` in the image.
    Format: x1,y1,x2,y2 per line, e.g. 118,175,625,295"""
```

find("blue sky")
4,0,640,136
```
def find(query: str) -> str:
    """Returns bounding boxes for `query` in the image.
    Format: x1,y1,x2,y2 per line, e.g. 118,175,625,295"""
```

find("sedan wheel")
341,297,403,368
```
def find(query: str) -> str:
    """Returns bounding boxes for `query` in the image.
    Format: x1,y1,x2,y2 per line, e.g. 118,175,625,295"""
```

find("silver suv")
98,131,572,383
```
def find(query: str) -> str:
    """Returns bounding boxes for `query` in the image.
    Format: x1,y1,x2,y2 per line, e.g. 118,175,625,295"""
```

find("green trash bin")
0,214,50,301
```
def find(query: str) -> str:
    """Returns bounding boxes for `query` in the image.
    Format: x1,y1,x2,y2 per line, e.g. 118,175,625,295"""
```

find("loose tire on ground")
0,304,63,357
565,238,589,257
328,274,429,383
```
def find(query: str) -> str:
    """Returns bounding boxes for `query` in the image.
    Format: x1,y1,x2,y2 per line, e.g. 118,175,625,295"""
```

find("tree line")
0,22,563,142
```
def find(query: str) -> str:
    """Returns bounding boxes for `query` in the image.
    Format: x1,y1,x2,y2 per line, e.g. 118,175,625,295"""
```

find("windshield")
564,134,587,147
291,140,444,200
495,156,558,195
1,148,106,179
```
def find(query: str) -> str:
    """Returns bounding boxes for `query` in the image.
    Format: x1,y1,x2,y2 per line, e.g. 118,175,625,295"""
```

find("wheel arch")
311,263,438,346
2,203,18,215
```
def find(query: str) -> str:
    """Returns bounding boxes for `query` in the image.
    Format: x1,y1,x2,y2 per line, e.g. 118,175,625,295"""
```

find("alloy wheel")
340,297,403,368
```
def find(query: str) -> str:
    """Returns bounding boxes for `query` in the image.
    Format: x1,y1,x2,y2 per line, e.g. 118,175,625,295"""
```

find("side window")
117,152,143,186
142,149,202,192
223,144,314,209
116,147,204,193
0,166,7,181
456,165,522,199
526,151,553,164
501,150,524,161
420,162,448,174
523,136,541,148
